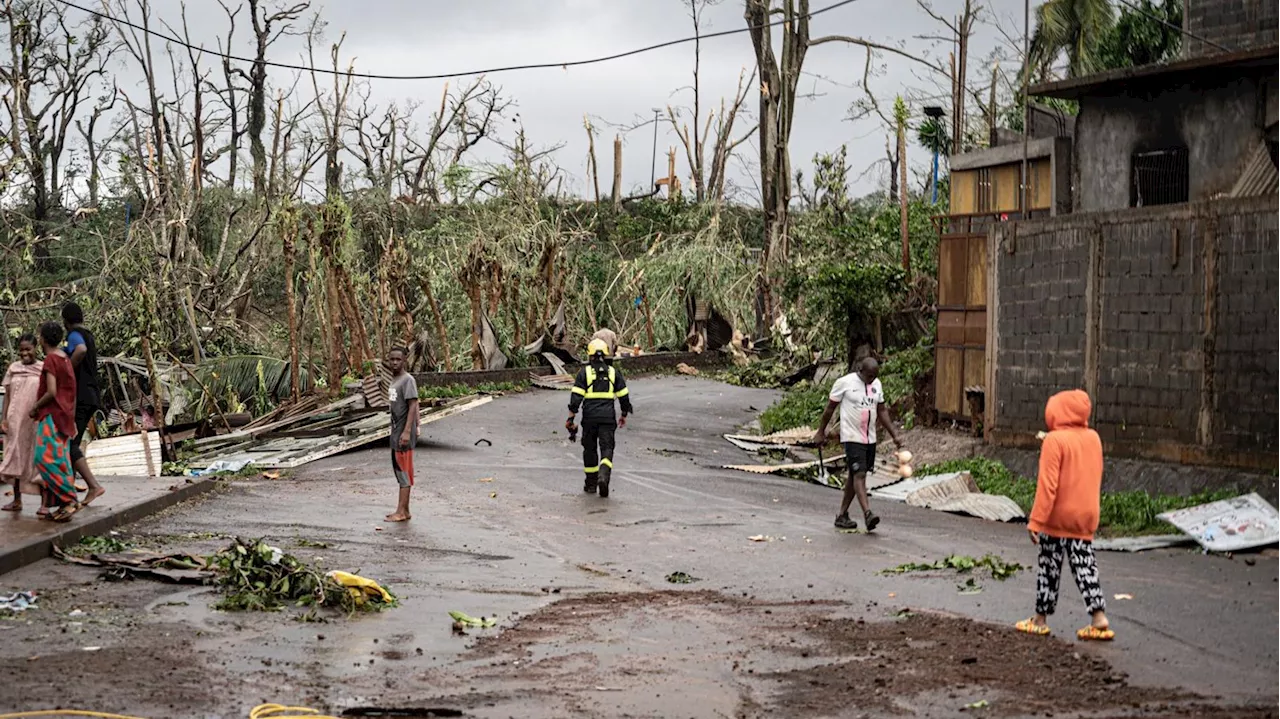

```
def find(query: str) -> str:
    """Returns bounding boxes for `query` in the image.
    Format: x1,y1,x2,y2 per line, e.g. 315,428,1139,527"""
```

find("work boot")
864,510,881,533
834,513,858,530
598,464,611,499
584,474,598,494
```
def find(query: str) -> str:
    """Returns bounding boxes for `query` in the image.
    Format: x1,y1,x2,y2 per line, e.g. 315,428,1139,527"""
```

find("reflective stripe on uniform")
614,387,629,397
600,458,613,468
584,465,600,473
583,366,618,400
571,386,587,396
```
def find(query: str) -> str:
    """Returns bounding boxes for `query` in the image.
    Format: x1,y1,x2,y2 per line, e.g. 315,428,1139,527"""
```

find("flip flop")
1015,619,1051,636
1077,625,1115,641
1,502,22,512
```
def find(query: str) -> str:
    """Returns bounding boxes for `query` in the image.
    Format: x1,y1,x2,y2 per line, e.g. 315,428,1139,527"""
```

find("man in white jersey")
814,356,904,532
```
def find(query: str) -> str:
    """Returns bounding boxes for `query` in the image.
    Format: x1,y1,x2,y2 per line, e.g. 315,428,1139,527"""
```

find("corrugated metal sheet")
1229,141,1279,197
926,494,1025,522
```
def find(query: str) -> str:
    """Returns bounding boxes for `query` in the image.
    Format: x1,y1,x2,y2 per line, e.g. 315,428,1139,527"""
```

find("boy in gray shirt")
386,347,418,522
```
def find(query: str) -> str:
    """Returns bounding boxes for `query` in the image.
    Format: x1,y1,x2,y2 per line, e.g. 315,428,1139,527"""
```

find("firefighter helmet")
587,338,610,358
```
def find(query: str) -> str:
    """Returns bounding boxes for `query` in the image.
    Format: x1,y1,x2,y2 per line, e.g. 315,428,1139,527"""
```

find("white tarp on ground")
1094,535,1197,552
1157,493,1279,553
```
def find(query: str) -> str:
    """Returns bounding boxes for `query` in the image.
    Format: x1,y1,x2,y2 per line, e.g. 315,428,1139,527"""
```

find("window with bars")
1131,147,1189,207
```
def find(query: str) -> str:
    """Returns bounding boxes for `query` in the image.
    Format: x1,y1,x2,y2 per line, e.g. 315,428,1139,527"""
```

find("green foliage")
878,342,934,428
209,537,396,613
1096,0,1181,70
760,380,833,435
68,534,133,556
1029,0,1116,79
919,457,1244,536
915,116,951,157
418,381,526,400
881,553,1024,581
714,360,791,389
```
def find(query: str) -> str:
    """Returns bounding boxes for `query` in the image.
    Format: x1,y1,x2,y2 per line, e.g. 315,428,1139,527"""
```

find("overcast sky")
90,0,1030,202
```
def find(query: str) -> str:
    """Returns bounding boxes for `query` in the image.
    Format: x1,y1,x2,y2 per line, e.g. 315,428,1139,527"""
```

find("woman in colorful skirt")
1,334,46,514
29,322,79,522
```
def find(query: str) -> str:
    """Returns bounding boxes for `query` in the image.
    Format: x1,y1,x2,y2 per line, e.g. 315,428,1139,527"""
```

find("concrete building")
947,0,1278,480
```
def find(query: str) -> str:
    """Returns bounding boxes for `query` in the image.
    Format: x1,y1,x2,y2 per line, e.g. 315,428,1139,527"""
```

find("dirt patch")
762,611,1274,717
895,426,982,469
441,592,1276,719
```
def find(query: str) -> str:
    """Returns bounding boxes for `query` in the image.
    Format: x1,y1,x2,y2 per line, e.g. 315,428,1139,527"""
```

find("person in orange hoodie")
1015,389,1114,641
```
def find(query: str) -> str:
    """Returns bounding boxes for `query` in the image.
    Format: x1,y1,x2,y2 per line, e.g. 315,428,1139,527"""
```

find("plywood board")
935,348,964,415
964,311,987,346
966,236,987,307
939,239,968,306
937,311,966,346
950,170,976,215
963,348,986,389
993,165,1021,212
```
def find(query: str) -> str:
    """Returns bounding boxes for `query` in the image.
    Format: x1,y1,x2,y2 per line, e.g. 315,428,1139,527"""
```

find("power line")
1112,0,1232,53
52,0,861,81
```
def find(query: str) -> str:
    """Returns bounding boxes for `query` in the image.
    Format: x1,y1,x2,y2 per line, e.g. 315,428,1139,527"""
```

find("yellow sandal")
1015,618,1051,636
1077,625,1115,641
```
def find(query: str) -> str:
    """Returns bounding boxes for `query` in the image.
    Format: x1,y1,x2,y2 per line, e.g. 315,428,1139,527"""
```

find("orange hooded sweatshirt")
1028,390,1104,541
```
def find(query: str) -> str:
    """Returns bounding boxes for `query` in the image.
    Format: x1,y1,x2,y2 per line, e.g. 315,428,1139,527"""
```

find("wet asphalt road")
2,375,1276,717
409,376,1277,702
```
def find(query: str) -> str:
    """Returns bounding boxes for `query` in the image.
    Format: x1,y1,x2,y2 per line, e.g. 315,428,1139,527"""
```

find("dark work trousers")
581,421,617,480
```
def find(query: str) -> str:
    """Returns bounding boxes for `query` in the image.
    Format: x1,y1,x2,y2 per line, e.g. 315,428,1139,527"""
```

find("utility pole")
1021,0,1030,217
650,108,661,189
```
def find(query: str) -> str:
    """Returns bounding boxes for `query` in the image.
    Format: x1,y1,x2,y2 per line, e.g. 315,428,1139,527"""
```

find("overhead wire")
51,0,861,81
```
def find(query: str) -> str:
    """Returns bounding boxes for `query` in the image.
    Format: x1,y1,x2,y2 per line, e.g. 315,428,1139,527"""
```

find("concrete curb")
0,478,222,577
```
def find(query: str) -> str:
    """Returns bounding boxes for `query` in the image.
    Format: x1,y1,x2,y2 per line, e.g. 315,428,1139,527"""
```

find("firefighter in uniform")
566,338,633,498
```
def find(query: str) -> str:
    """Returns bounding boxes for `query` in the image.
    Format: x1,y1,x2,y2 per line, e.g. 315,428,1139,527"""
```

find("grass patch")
919,457,1243,537
419,381,527,400
759,379,833,435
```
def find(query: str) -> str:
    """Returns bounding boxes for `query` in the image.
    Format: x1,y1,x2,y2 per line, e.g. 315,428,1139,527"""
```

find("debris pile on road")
880,553,1024,581
0,591,38,613
665,571,700,584
209,538,397,613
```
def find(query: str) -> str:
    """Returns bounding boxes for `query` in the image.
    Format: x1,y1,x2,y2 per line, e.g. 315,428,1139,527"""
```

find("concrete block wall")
1183,0,1279,59
1093,217,1205,448
1214,211,1280,452
988,196,1279,473
991,227,1088,429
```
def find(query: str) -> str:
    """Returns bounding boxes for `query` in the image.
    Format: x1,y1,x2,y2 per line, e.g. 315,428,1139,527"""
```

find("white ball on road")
898,464,914,478
896,450,913,464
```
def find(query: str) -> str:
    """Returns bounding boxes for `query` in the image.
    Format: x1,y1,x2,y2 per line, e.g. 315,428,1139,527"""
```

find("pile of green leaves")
881,553,1024,581
418,381,526,400
714,361,791,389
69,534,133,556
208,538,396,614
919,457,1243,536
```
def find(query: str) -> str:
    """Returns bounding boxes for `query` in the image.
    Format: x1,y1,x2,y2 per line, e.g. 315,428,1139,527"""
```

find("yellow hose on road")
0,704,341,719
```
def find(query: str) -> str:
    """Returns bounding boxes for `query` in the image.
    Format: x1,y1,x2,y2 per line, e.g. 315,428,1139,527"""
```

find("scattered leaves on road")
665,571,700,584
880,554,1024,581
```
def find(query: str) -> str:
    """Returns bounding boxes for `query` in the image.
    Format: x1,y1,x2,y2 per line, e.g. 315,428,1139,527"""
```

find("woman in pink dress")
1,335,44,513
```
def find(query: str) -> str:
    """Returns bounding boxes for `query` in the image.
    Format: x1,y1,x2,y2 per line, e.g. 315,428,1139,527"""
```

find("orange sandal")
1077,625,1115,641
1015,619,1051,636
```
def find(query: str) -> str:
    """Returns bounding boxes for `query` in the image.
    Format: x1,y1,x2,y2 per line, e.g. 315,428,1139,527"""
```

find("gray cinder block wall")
1183,0,1279,59
987,196,1278,477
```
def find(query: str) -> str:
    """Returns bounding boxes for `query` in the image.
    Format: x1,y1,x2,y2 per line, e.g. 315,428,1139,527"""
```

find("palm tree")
1028,0,1116,79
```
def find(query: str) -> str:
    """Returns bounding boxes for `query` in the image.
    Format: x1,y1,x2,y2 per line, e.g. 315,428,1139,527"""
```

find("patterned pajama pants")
1035,534,1106,616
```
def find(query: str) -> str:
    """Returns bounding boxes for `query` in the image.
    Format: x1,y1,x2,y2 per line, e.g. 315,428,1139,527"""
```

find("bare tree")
1,0,114,243
744,0,809,319
247,0,309,199
402,78,508,203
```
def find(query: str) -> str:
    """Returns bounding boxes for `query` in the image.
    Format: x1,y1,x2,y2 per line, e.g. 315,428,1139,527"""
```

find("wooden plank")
993,165,1021,212
937,311,966,345
192,395,362,448
938,237,969,307
85,431,161,477
1032,159,1052,210
935,348,964,415
966,235,987,308
964,310,987,346
950,170,976,215
963,348,986,389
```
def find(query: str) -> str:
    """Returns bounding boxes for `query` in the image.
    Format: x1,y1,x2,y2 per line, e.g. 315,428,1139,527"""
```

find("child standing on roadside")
1015,389,1114,641
384,347,418,523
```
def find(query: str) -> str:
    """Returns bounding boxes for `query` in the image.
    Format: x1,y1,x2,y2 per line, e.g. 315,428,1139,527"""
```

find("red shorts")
392,449,414,488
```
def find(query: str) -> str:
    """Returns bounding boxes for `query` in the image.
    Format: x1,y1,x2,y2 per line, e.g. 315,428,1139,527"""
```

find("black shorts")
69,404,96,463
843,442,876,475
